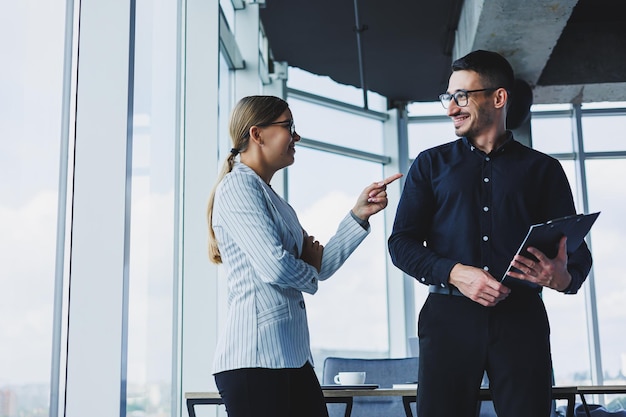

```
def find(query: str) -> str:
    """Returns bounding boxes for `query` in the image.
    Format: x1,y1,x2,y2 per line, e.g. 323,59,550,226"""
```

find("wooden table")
185,385,626,417
184,389,417,417
323,388,416,417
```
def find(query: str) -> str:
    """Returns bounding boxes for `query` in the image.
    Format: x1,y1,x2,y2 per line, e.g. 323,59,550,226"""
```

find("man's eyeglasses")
438,88,499,109
257,119,296,137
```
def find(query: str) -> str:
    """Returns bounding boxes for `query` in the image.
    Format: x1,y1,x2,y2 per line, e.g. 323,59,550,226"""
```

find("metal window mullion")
380,104,412,358
171,0,184,416
50,0,80,416
288,88,389,121
230,0,245,10
234,2,262,97
219,8,244,70
297,137,390,164
180,1,221,417
572,103,604,388
64,1,135,416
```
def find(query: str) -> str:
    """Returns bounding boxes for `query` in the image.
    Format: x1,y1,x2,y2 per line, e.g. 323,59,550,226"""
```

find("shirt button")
485,157,490,161
440,283,446,288
299,300,306,309
483,235,489,241
311,277,316,283
483,266,489,271
483,206,489,212
420,277,426,282
483,177,490,183
471,146,475,151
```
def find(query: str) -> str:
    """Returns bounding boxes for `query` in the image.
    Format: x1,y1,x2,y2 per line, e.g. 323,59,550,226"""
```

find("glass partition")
407,120,454,158
288,147,390,378
582,113,626,153
585,160,626,386
288,97,385,154
531,115,574,155
125,0,180,415
0,1,67,416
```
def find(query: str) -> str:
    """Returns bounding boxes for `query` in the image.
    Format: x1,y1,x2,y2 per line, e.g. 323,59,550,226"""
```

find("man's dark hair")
451,50,515,93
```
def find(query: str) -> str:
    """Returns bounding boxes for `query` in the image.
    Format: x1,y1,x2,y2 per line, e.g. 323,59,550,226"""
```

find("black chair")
322,356,418,417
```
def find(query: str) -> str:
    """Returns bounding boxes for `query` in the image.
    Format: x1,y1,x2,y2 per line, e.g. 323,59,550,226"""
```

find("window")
288,148,390,373
586,160,626,385
289,97,385,154
286,70,391,377
0,1,67,415
408,121,454,158
125,0,180,415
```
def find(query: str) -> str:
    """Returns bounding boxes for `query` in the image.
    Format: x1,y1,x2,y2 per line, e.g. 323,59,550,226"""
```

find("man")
388,50,592,417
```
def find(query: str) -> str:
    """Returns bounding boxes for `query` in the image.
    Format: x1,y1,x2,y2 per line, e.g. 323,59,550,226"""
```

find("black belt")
429,285,464,297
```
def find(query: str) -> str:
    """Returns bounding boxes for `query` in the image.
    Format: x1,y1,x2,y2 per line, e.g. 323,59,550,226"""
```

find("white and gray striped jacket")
212,162,369,374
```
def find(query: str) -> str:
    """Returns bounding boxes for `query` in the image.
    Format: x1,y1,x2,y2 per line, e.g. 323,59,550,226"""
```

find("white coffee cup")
334,371,366,385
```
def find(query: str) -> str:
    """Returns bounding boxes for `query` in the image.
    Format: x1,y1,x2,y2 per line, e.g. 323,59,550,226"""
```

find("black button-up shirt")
388,133,592,294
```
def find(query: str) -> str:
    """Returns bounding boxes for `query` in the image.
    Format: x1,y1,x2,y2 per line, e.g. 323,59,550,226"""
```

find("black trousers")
417,290,553,417
214,361,329,417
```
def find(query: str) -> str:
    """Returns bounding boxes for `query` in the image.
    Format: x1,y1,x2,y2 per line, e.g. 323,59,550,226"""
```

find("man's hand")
507,236,571,291
449,264,510,307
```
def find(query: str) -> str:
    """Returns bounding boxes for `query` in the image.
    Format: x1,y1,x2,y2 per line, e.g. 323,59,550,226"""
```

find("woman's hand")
351,173,403,221
301,234,324,273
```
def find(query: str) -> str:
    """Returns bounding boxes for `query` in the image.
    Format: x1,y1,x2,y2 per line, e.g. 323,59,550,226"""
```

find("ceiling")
260,0,626,107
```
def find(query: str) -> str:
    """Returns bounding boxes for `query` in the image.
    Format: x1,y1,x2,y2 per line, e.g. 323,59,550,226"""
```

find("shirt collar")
462,130,515,155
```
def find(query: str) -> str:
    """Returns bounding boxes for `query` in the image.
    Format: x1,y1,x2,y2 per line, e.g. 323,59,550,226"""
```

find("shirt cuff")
559,273,577,294
350,210,370,230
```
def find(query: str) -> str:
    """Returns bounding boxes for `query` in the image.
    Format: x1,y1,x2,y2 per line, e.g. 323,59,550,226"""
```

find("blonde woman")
208,95,401,417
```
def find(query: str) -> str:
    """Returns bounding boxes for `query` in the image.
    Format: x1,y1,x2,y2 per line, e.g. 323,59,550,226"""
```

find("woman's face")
257,108,301,171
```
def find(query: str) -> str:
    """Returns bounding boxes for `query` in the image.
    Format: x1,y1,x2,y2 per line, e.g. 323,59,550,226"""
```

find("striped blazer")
212,162,369,374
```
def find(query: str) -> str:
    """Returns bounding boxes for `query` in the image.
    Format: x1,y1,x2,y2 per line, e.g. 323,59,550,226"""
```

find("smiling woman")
206,95,401,417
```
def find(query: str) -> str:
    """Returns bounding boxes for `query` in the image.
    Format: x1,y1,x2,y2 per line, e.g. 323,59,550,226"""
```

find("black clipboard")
501,212,600,289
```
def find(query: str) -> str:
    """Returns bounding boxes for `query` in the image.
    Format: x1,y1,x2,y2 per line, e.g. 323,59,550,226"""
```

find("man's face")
445,70,496,139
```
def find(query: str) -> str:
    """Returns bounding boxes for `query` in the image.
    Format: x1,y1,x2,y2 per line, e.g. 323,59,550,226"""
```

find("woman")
207,95,401,417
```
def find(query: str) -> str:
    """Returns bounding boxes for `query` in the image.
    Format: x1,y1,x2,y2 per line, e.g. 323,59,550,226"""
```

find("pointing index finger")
379,173,403,186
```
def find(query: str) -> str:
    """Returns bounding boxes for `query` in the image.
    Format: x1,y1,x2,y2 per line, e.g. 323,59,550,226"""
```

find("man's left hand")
507,235,572,291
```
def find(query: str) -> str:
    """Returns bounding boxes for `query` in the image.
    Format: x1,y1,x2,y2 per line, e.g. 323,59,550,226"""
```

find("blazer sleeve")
214,173,319,294
317,212,370,281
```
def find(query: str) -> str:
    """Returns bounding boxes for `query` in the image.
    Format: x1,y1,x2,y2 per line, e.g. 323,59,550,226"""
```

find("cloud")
0,191,57,384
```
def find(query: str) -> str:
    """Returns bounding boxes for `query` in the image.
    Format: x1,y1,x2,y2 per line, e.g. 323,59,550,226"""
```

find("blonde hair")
207,96,289,263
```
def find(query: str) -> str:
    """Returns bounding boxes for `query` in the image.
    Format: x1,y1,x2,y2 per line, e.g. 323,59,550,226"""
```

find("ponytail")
207,95,288,264
207,153,238,264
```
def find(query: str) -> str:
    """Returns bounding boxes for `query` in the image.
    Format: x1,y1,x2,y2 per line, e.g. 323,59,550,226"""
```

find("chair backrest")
322,357,418,417
408,336,419,358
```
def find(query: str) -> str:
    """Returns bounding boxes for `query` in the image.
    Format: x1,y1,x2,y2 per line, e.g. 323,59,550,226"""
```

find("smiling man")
388,50,592,417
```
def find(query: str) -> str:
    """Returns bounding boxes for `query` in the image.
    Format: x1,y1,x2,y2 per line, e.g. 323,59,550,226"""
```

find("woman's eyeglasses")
257,119,296,136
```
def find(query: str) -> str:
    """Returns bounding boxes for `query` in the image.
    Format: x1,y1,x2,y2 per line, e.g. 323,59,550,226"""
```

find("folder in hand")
501,212,600,289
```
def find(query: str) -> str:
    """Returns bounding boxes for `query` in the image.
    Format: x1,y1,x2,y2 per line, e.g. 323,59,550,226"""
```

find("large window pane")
0,1,66,416
543,286,591,385
288,148,389,377
288,97,384,154
407,101,445,117
408,120,454,157
582,113,626,153
531,116,574,154
530,157,591,386
126,0,179,415
287,66,387,113
585,159,626,385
